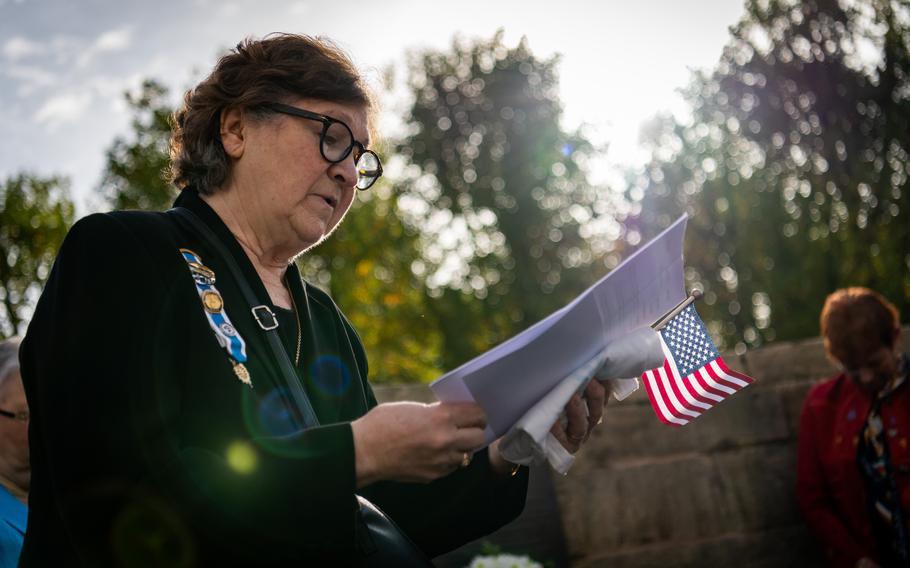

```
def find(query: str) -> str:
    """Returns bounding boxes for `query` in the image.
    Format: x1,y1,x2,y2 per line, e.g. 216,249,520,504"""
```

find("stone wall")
373,326,910,567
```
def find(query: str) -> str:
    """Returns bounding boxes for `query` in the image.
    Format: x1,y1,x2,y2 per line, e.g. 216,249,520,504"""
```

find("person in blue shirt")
0,337,28,568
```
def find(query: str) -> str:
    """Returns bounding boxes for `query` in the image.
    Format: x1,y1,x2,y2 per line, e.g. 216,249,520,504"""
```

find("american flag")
642,304,753,426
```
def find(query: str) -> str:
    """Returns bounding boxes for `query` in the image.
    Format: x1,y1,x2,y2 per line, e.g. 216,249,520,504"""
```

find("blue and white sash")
179,248,251,386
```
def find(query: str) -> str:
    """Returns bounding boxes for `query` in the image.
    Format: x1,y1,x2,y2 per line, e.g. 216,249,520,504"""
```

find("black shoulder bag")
170,207,433,567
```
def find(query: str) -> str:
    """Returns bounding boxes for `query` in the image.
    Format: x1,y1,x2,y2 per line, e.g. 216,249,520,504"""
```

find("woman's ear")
220,107,245,159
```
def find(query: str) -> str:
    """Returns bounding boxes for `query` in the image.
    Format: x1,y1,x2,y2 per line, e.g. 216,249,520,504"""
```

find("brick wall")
373,326,910,567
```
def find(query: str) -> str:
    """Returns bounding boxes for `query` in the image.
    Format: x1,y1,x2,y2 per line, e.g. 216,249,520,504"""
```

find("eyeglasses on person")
264,102,383,190
0,408,28,423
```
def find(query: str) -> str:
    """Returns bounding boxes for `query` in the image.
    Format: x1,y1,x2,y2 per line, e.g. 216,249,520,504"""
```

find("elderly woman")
20,34,606,566
797,288,909,568
0,338,28,568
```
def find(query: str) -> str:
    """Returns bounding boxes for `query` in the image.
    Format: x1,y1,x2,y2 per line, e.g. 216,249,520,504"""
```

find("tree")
0,174,75,338
634,0,910,350
99,79,176,211
396,31,613,369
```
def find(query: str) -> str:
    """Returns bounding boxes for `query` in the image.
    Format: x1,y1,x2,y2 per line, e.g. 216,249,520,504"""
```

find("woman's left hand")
550,379,608,454
487,379,609,475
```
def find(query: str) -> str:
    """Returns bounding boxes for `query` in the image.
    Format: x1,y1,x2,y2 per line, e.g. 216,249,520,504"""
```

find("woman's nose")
328,154,358,189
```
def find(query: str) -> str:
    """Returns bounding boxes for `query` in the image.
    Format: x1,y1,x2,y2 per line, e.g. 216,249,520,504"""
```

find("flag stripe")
715,368,749,393
647,368,689,425
642,370,673,425
657,363,701,418
715,358,754,384
643,368,687,426
702,363,740,394
660,336,711,415
687,371,726,402
694,367,733,399
653,364,694,423
708,360,750,389
715,369,748,392
698,365,736,395
649,366,686,423
660,332,714,411
679,374,717,407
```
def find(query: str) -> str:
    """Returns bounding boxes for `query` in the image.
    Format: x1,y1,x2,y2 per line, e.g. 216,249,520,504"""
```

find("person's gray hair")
0,337,21,389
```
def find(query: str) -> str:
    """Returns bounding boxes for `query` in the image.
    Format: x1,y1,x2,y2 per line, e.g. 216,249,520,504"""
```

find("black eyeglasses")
0,408,28,423
264,102,383,190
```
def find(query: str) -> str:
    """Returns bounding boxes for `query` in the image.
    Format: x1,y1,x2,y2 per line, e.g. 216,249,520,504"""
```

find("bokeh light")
111,495,196,568
226,441,257,475
309,354,352,397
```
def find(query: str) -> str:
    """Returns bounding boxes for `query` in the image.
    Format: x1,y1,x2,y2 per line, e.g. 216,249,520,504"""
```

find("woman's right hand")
351,401,487,487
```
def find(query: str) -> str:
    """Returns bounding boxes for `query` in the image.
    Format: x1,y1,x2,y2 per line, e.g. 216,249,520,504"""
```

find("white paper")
430,215,688,445
498,327,665,473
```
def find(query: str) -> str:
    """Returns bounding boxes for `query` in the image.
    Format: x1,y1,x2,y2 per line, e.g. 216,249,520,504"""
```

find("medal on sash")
179,248,252,387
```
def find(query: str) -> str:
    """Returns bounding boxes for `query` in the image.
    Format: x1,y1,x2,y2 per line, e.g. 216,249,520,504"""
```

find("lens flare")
257,388,299,437
310,354,351,397
111,495,196,568
226,441,257,474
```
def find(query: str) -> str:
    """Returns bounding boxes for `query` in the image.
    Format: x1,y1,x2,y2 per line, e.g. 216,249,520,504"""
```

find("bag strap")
169,206,319,430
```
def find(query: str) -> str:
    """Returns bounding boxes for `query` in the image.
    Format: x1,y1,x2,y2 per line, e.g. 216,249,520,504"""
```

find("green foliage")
100,79,176,211
0,174,75,338
634,0,910,349
397,31,609,369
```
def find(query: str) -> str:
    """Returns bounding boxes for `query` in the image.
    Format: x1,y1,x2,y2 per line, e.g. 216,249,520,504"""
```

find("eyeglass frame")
0,408,28,423
262,102,383,190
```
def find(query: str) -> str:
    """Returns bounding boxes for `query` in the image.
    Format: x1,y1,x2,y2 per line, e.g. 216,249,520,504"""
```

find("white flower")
467,553,543,568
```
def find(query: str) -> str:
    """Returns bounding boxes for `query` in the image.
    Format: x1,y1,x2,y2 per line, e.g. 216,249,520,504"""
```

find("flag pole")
651,290,703,331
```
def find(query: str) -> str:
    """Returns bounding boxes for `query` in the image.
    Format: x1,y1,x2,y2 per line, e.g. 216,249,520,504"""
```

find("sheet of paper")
430,215,689,443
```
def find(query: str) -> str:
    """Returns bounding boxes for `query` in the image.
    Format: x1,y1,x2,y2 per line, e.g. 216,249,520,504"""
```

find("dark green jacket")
19,189,528,567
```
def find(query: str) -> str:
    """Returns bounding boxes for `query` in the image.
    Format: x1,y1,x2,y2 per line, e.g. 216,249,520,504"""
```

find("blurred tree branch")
0,174,74,338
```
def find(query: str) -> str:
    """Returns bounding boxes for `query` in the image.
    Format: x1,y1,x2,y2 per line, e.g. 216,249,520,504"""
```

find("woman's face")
0,371,29,482
840,341,899,393
228,98,369,254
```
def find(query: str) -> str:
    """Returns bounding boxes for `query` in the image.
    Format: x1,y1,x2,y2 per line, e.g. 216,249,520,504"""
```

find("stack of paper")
431,215,689,447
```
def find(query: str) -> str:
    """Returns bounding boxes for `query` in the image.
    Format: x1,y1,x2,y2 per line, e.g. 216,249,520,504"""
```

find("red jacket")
797,372,910,567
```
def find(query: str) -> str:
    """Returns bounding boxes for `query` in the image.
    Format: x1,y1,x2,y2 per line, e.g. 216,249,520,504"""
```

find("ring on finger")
460,451,472,468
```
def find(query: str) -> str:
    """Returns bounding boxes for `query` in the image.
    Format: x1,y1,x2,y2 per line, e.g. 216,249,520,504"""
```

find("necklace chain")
286,278,302,366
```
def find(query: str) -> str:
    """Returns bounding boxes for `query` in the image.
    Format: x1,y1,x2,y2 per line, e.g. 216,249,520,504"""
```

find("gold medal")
201,290,224,313
233,362,252,387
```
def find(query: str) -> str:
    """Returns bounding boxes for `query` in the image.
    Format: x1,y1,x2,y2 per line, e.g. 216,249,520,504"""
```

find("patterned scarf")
857,352,910,566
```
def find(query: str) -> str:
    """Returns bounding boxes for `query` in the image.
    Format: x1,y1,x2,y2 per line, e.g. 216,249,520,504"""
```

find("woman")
20,34,606,566
797,288,909,568
0,337,28,568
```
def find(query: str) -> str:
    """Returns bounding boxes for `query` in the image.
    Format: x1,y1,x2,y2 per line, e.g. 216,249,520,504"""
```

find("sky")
0,0,745,214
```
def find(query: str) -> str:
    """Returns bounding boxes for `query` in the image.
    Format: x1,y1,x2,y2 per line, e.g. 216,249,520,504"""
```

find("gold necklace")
286,279,302,366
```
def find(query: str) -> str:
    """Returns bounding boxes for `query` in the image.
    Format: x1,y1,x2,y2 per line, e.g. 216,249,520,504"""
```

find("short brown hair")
820,287,900,368
168,33,374,194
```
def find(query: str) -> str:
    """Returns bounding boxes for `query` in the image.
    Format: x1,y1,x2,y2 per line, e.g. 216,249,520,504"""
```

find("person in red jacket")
797,287,909,568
